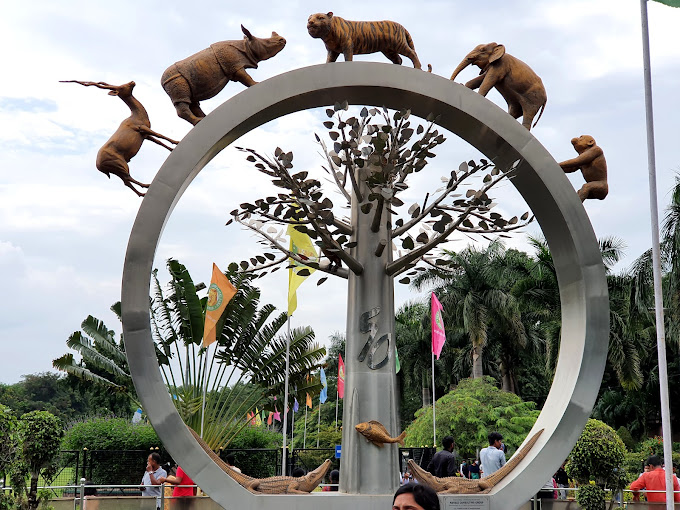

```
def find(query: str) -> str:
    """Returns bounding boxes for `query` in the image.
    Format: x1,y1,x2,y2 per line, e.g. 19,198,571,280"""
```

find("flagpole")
303,405,308,448
281,315,292,475
640,3,674,509
316,402,322,448
335,388,339,431
200,343,210,438
291,397,296,448
431,352,436,447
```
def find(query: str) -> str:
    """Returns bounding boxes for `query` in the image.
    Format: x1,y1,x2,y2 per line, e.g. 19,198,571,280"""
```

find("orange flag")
202,263,237,347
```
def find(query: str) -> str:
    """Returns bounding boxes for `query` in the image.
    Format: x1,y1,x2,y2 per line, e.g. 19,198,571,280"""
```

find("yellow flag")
202,263,237,347
287,225,318,316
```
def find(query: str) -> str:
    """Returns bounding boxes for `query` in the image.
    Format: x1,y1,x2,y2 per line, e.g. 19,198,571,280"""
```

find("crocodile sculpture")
189,427,331,493
408,429,544,494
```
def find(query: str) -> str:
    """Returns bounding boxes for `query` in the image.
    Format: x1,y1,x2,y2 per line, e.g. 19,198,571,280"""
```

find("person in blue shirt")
479,432,506,478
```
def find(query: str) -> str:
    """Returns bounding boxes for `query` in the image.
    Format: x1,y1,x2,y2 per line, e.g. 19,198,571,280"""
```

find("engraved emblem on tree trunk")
358,307,390,369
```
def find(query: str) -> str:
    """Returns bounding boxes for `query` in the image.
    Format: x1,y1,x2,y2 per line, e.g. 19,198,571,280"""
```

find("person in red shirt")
159,465,197,508
630,455,680,504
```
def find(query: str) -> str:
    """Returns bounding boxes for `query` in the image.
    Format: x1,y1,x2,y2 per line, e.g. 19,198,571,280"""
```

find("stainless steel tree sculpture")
227,103,533,494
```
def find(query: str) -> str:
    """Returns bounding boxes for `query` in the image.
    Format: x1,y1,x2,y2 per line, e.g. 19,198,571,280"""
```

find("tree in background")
567,419,627,510
150,259,324,449
53,306,138,415
14,411,63,510
403,377,538,455
412,241,533,383
0,405,17,510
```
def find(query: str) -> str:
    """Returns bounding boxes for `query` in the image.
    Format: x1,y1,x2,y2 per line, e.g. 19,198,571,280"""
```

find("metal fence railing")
38,447,435,487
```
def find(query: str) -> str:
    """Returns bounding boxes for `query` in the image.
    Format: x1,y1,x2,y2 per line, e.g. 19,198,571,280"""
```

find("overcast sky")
1,0,679,385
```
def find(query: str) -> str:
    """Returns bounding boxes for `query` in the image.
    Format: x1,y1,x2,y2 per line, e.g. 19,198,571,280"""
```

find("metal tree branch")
235,216,349,279
392,165,487,237
387,170,512,275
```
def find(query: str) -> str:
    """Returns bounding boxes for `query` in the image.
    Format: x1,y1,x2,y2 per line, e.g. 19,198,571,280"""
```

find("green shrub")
62,417,164,486
567,419,626,491
404,377,539,457
576,484,606,510
62,417,161,450
616,427,636,451
227,425,282,449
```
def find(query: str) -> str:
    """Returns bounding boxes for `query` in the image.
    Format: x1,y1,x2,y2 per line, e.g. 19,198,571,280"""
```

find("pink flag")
338,354,345,399
431,293,446,359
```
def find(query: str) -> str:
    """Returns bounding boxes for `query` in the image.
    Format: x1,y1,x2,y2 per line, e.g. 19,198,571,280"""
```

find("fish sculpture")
355,420,406,447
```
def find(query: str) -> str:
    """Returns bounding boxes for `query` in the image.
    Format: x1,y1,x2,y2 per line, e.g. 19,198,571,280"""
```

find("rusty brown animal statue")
161,26,286,125
450,43,547,130
307,12,422,69
559,135,608,202
61,80,178,197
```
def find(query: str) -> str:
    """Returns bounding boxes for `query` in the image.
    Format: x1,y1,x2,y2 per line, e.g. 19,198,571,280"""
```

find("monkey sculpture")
559,135,608,202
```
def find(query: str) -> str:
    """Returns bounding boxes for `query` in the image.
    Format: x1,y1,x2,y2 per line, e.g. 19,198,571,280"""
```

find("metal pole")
79,478,85,510
291,396,296,446
639,3,674,509
303,405,308,449
160,482,165,510
281,316,292,475
316,402,322,448
200,344,210,438
432,352,436,447
335,389,339,431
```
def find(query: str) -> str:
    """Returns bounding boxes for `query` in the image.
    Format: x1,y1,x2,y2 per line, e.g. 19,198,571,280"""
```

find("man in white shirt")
140,452,167,509
479,432,506,478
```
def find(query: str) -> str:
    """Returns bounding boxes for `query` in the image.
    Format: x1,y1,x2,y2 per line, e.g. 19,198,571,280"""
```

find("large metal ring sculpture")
122,62,609,510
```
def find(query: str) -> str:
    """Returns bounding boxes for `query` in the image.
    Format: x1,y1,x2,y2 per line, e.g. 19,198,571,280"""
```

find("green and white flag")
652,0,680,6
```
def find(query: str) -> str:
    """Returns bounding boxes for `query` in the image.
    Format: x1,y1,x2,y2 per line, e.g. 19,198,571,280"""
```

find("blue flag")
293,398,299,412
319,368,328,404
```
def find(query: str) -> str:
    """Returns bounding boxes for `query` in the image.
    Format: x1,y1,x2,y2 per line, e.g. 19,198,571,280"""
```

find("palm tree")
53,307,139,406
56,259,326,449
412,241,527,380
150,259,326,448
395,301,432,406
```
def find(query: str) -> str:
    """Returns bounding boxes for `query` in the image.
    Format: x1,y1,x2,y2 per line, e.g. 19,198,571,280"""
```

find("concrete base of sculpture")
121,62,608,510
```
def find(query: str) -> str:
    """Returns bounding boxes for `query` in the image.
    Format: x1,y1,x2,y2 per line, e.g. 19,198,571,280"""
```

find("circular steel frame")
121,62,609,510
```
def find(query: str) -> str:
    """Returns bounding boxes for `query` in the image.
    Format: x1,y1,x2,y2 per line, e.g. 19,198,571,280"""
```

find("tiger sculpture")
307,12,422,69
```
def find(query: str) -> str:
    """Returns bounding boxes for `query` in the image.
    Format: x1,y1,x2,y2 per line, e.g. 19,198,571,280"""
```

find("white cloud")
2,0,680,382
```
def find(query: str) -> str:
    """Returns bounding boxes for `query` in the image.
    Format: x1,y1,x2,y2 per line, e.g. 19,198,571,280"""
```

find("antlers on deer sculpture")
61,80,179,197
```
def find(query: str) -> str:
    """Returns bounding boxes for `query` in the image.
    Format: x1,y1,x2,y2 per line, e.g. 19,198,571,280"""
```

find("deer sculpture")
61,80,179,197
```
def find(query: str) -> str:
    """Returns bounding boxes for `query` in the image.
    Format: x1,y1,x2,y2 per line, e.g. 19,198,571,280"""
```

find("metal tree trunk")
340,168,400,494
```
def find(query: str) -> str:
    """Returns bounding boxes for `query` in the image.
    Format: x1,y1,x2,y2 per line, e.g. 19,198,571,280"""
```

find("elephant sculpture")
450,43,547,130
161,26,286,125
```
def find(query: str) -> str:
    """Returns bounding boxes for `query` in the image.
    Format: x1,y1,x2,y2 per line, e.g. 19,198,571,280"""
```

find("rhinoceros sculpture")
161,25,286,125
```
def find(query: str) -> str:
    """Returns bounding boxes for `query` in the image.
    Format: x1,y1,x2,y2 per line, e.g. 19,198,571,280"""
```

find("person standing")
140,453,167,510
468,460,480,479
479,432,506,478
426,436,458,477
631,455,680,504
554,463,569,499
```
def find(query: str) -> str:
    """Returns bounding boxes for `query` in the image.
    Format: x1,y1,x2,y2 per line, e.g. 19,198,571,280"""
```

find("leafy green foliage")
151,259,326,450
62,417,161,450
566,419,626,490
616,427,636,451
576,484,606,510
227,426,282,449
403,377,538,456
16,411,63,510
0,404,18,476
